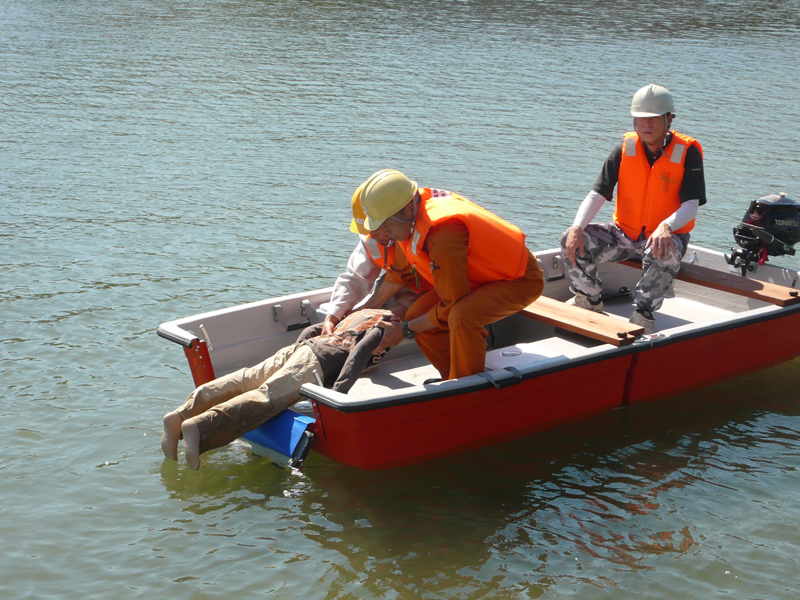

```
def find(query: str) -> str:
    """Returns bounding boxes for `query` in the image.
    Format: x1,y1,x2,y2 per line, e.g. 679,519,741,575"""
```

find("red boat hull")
310,313,800,470
624,312,800,405
310,356,633,470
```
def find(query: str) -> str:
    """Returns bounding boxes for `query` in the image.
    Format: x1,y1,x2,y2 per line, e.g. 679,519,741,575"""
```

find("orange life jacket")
398,188,528,289
614,130,702,240
363,236,395,271
362,236,432,294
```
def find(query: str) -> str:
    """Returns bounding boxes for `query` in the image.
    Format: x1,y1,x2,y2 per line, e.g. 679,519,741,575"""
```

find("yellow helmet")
349,169,396,235
360,169,418,231
350,184,369,235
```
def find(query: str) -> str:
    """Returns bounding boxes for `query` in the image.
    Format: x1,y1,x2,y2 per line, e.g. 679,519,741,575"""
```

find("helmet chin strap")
409,192,420,235
390,193,419,226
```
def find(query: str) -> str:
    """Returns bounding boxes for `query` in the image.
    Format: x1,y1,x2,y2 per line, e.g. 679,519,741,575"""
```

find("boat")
157,194,800,470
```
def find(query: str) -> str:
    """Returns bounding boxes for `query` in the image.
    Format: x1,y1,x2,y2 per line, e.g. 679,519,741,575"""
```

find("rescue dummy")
161,308,402,470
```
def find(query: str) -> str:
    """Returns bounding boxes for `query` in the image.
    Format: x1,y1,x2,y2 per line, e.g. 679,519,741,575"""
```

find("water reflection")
156,359,800,596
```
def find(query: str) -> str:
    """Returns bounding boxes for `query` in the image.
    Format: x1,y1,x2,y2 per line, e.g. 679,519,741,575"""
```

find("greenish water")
3,1,800,598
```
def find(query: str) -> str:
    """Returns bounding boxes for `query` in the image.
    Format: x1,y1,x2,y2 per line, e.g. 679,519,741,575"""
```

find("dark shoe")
630,310,655,335
566,294,604,312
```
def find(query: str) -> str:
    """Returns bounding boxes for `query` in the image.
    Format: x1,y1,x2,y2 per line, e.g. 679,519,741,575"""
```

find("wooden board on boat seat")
620,260,800,307
519,296,644,346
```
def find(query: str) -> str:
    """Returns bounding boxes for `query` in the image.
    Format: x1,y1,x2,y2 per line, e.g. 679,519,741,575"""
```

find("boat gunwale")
156,287,335,347
155,245,800,412
299,300,800,413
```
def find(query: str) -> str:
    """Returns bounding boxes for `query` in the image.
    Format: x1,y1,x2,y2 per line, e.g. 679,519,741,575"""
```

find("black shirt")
592,132,707,205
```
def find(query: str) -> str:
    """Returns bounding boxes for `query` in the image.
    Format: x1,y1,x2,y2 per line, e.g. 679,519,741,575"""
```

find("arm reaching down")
331,327,385,394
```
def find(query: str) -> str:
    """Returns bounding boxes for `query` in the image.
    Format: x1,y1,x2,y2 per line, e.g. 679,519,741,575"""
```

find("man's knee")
447,299,487,333
643,245,682,270
447,301,469,329
187,382,214,408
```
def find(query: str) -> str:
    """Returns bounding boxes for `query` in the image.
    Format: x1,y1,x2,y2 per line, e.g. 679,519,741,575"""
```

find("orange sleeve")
425,221,471,328
383,269,406,286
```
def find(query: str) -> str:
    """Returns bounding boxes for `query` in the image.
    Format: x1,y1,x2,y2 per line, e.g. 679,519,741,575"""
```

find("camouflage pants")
559,223,690,313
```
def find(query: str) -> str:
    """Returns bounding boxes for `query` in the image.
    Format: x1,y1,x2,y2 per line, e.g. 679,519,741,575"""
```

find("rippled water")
3,0,800,598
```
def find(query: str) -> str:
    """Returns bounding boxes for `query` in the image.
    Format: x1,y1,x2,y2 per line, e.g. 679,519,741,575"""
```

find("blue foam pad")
242,409,315,458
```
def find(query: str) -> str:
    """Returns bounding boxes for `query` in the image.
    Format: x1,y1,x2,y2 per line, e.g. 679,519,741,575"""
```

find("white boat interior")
157,244,800,408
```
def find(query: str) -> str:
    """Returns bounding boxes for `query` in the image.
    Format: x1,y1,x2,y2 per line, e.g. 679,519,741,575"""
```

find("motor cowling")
733,193,800,257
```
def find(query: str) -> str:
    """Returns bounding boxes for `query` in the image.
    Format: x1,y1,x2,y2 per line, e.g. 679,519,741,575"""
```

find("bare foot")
161,411,184,460
181,418,201,471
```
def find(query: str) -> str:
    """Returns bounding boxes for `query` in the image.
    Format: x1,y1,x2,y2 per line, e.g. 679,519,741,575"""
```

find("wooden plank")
520,296,644,346
620,260,800,307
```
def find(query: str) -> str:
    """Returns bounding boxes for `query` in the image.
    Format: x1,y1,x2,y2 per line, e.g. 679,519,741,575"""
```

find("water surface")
3,1,800,598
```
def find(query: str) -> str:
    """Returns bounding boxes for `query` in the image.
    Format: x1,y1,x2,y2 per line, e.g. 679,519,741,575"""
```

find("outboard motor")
726,193,800,276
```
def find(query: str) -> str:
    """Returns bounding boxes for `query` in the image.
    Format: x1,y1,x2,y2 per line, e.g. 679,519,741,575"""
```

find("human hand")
389,303,408,321
321,314,339,336
564,226,585,264
376,317,404,352
645,222,676,261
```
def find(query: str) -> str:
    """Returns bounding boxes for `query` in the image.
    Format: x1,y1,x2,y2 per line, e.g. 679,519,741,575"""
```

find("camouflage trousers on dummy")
559,222,690,313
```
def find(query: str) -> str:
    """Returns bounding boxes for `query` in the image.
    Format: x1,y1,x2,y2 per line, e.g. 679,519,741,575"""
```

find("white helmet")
630,84,675,117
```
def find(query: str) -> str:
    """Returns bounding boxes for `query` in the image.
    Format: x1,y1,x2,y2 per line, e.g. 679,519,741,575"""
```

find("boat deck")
158,244,800,469
158,244,796,404
345,291,740,400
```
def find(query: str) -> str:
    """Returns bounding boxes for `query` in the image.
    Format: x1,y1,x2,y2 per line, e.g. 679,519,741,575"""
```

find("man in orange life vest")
560,84,707,334
320,172,433,336
359,169,544,381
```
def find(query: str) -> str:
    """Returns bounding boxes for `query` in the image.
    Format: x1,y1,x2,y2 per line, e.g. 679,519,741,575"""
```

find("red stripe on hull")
624,314,800,405
311,356,633,470
184,339,216,388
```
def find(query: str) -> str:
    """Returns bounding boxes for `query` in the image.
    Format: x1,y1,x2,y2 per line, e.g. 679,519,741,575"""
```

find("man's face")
371,203,415,242
369,227,392,246
635,115,670,147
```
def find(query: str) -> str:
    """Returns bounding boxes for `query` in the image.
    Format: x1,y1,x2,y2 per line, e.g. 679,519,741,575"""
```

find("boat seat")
621,260,800,307
519,296,644,346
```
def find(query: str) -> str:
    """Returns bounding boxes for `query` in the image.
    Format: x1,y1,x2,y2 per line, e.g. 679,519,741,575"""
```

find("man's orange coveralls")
398,188,544,380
